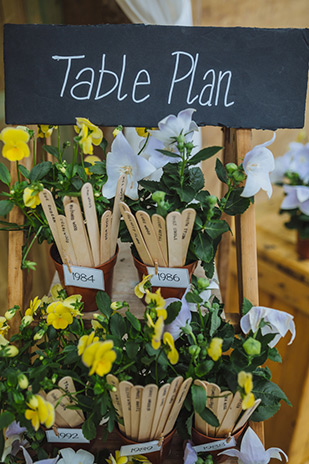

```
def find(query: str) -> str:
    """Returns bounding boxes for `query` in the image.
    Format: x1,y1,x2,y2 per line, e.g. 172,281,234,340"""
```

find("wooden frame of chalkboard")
3,23,309,129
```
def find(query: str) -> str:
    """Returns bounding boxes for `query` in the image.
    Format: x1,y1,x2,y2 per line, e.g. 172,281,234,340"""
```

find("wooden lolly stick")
136,211,167,267
138,384,158,442
193,380,208,435
100,210,112,264
233,398,261,433
63,196,79,206
58,376,84,421
162,377,192,436
122,211,154,265
150,383,170,440
39,189,64,261
206,383,221,437
119,201,131,215
130,385,143,441
166,211,183,267
181,208,196,265
64,202,94,267
215,390,233,436
46,389,83,427
110,174,127,257
81,183,100,266
119,380,133,438
154,376,183,438
106,374,125,433
152,214,168,265
216,391,243,437
56,215,77,266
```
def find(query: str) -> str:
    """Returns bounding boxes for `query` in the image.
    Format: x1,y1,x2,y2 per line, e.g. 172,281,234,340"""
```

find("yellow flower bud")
5,345,19,357
18,374,29,389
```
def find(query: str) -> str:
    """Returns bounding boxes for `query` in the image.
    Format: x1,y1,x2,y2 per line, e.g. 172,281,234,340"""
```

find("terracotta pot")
297,232,309,260
50,243,119,312
191,424,246,461
132,252,198,300
115,426,176,464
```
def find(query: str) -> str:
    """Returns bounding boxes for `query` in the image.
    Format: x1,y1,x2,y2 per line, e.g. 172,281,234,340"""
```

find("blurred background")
0,1,309,462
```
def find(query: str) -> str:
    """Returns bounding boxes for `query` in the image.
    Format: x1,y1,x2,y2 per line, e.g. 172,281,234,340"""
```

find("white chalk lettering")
117,54,128,101
132,69,151,103
215,70,234,107
52,55,85,97
199,69,215,106
168,51,198,105
95,54,119,100
70,67,95,100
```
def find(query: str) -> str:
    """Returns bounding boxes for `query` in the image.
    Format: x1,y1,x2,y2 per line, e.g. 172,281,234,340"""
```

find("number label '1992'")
146,267,190,288
46,428,90,443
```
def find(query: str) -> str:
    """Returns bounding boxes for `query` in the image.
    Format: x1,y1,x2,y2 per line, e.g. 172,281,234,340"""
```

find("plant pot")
191,424,246,461
115,426,176,464
132,252,198,300
297,232,309,260
50,243,119,312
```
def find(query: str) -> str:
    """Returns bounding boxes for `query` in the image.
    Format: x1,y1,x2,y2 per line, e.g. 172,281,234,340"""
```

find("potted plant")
271,134,309,258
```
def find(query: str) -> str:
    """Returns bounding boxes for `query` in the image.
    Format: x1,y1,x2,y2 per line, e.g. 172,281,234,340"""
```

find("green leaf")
43,144,59,159
185,292,203,304
29,161,52,181
126,340,139,359
188,146,223,166
175,186,195,203
210,309,222,336
0,163,11,185
75,164,87,182
189,167,205,191
195,360,214,377
96,291,112,318
126,310,141,331
0,411,14,430
268,347,282,363
82,417,97,440
110,313,126,338
89,162,106,175
224,189,251,216
193,233,214,263
202,260,215,279
18,165,30,179
242,298,253,316
199,407,220,427
0,200,13,216
205,220,230,239
215,159,228,184
165,301,182,324
251,402,281,422
139,180,163,193
156,149,181,159
191,384,207,414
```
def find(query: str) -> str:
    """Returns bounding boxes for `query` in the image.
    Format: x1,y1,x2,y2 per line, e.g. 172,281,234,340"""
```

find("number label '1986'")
146,267,190,288
46,428,90,443
63,265,104,290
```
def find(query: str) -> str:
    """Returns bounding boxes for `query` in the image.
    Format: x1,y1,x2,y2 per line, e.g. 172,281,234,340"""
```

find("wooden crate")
226,193,309,464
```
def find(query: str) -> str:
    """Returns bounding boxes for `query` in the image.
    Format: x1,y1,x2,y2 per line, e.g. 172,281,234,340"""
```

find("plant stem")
16,161,21,183
33,138,36,166
58,126,62,163
22,225,42,266
197,303,205,329
137,133,150,155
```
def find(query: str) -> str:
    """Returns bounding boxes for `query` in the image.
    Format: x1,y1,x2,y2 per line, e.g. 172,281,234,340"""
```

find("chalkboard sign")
3,24,309,129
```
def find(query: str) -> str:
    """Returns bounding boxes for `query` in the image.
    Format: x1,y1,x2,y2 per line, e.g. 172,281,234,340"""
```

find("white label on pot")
46,428,90,443
119,440,162,457
146,267,190,288
63,265,104,290
193,436,236,453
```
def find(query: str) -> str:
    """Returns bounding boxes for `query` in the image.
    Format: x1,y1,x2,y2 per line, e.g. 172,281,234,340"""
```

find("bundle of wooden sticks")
39,175,127,268
194,380,261,438
107,375,192,441
119,202,196,267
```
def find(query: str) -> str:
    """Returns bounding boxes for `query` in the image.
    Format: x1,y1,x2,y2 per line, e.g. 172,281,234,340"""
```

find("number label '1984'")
146,267,190,288
63,265,105,290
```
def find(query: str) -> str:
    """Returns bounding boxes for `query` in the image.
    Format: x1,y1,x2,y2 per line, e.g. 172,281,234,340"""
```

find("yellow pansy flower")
128,457,151,464
163,332,179,365
84,154,101,175
23,187,41,209
0,316,9,334
78,331,99,356
82,340,116,376
0,127,30,161
62,294,83,317
147,314,164,350
46,301,73,330
145,289,167,320
207,338,223,362
107,451,128,464
25,394,55,431
134,274,152,299
136,127,155,138
37,125,58,139
238,371,255,410
0,334,9,346
50,283,64,301
75,117,103,155
25,296,41,317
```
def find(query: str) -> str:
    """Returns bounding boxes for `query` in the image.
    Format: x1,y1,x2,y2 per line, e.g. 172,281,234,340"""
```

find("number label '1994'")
45,428,90,443
146,267,190,288
63,265,105,290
